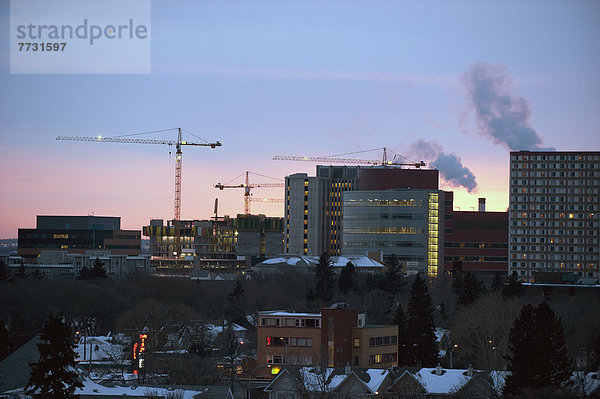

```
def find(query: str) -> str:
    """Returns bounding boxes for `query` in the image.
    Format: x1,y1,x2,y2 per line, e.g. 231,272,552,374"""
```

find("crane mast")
215,170,284,215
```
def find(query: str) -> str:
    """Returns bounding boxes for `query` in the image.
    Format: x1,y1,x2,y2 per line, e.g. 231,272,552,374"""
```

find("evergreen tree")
338,261,356,294
90,258,107,278
28,315,83,398
0,323,9,361
393,304,410,366
16,260,28,279
315,252,334,302
383,253,403,295
406,273,438,367
503,302,571,397
534,302,571,388
225,279,246,326
78,266,90,280
502,271,524,298
591,333,600,370
491,273,503,292
437,302,448,325
0,259,10,281
453,270,484,307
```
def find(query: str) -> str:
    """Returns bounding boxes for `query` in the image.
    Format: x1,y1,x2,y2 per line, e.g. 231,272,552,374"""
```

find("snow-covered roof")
204,322,247,339
299,367,337,390
259,311,321,317
364,368,391,392
571,371,600,395
76,378,204,398
267,367,392,394
331,256,384,268
261,257,288,264
255,255,384,270
415,368,472,394
434,327,450,342
75,342,125,363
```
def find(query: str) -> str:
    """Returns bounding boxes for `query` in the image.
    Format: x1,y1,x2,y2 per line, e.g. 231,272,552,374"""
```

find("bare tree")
450,292,521,370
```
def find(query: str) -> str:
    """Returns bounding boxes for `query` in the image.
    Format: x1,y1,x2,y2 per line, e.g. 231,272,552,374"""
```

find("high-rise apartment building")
509,151,600,281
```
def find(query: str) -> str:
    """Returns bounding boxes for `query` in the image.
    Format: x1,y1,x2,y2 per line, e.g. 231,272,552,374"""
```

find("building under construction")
143,214,284,273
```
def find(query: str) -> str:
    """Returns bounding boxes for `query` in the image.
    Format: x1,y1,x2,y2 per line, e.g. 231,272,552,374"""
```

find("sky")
0,0,599,238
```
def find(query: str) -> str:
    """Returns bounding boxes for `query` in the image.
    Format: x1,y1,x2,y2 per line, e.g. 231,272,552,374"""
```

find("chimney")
478,198,486,212
345,363,351,375
467,364,474,377
436,363,442,376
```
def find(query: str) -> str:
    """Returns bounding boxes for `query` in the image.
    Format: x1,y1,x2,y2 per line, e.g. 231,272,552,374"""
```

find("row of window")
368,352,397,364
344,241,424,248
345,199,423,207
445,256,508,262
260,317,321,328
444,242,508,248
266,337,313,347
511,154,599,161
368,335,398,347
511,171,596,177
511,237,598,244
512,179,600,186
344,227,425,235
512,196,598,203
511,261,597,269
512,245,597,252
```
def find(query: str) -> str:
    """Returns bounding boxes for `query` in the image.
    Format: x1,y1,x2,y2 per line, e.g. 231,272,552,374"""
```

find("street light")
449,344,458,369
230,340,246,392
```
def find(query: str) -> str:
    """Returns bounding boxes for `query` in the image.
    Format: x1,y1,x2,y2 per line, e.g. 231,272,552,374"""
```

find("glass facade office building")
342,189,444,276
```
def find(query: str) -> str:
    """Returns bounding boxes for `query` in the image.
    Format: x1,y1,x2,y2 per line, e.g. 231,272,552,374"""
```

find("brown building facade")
257,305,398,375
443,192,508,275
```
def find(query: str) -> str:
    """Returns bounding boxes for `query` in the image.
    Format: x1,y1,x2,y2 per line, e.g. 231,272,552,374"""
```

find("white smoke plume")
462,62,553,151
409,139,477,193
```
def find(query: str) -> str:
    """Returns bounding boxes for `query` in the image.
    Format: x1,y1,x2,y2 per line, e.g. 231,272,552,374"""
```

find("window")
369,335,398,347
267,336,312,347
353,338,360,348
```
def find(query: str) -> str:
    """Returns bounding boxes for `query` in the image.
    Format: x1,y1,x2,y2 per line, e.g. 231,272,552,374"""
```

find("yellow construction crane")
273,147,426,168
215,171,284,215
57,127,222,221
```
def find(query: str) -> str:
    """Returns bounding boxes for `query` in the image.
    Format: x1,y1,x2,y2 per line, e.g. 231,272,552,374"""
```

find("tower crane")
215,171,284,215
273,147,426,168
57,127,221,221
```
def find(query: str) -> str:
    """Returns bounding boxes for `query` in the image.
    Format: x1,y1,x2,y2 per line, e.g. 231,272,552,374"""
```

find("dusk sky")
1,0,599,238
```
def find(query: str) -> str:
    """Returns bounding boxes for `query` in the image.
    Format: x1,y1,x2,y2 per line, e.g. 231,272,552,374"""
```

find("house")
384,366,500,398
264,366,395,399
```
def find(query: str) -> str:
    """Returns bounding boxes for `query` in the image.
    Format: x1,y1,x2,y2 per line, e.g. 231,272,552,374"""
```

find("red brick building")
443,192,508,275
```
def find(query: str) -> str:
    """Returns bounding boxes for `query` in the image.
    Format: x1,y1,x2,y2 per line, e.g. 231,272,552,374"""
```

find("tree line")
3,254,600,396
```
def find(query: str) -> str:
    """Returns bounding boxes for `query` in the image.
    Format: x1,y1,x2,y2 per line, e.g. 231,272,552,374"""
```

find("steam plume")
409,139,477,193
462,62,553,151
